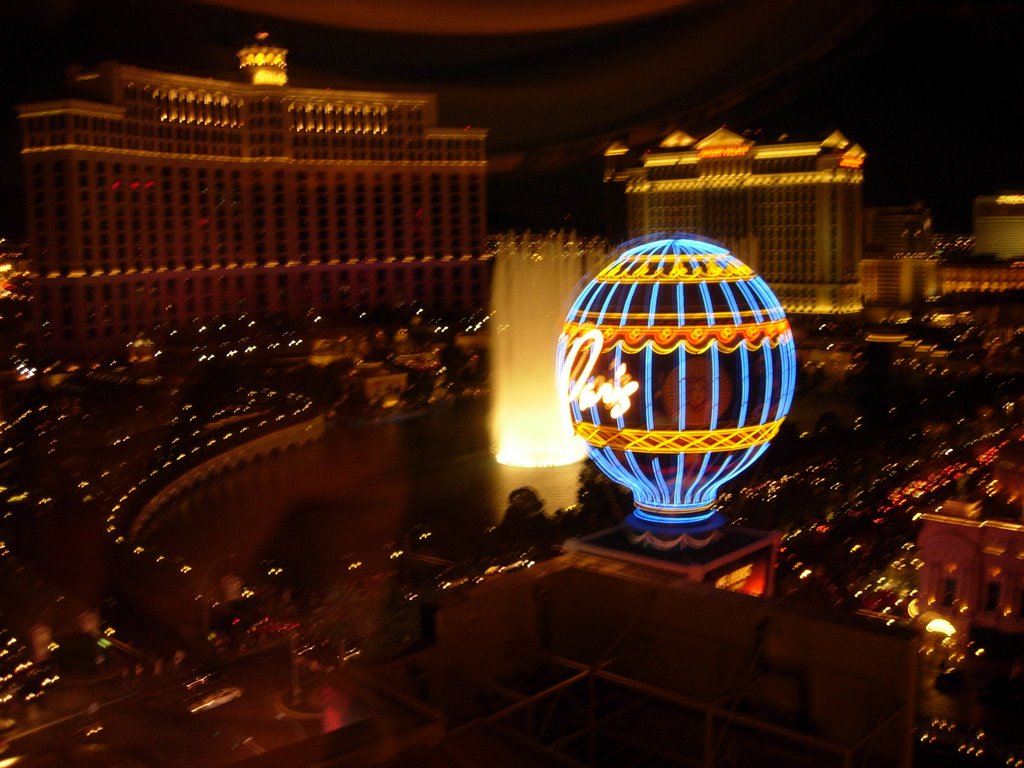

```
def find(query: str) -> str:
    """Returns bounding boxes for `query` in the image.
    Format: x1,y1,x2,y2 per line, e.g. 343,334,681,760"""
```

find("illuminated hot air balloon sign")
556,235,796,549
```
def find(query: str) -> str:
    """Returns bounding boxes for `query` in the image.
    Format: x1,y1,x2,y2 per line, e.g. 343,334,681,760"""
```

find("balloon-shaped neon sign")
556,235,796,549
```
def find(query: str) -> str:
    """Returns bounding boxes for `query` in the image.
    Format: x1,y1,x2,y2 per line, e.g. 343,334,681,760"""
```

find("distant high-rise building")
931,197,1024,297
973,193,1024,260
17,34,489,357
860,202,938,307
864,202,933,257
605,127,865,314
860,258,939,308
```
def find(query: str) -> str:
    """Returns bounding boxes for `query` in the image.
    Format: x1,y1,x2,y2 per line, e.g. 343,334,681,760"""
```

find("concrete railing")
130,414,327,539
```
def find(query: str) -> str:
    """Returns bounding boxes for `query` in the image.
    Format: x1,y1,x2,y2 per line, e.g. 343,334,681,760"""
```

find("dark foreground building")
363,552,918,768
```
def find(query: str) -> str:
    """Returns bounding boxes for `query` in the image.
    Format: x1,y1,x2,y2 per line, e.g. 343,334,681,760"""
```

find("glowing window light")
926,618,956,636
556,235,796,547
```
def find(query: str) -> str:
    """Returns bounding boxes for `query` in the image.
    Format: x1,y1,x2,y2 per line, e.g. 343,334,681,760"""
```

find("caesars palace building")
606,127,866,315
17,35,489,357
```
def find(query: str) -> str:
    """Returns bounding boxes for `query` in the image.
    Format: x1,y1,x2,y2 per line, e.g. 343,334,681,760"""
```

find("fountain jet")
489,232,605,467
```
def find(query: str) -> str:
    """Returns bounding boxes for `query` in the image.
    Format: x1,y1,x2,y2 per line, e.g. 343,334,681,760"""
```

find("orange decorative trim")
575,420,783,454
563,320,791,355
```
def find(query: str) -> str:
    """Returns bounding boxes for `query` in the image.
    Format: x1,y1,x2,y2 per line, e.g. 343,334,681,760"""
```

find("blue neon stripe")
737,343,749,427
783,340,797,413
749,278,785,321
709,344,720,431
734,280,764,322
673,452,686,506
622,441,647,495
684,451,712,507
651,456,671,502
759,340,774,426
647,282,660,327
777,336,797,419
613,344,626,430
698,452,735,506
578,281,605,322
720,281,742,323
595,282,620,326
678,345,687,430
619,282,638,327
590,447,628,487
706,443,769,501
698,280,715,326
644,344,654,431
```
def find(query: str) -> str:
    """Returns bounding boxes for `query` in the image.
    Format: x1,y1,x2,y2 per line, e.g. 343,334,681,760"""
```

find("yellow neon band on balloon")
595,254,754,284
563,320,791,355
594,309,783,323
575,419,784,454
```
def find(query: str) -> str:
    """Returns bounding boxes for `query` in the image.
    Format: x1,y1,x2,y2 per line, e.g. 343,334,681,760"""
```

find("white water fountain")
489,231,606,468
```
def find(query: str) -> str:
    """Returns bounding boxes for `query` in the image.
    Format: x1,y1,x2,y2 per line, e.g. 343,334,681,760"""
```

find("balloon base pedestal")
563,523,781,598
623,508,726,550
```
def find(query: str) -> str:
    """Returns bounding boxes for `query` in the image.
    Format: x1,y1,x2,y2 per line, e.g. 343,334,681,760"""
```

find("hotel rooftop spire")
237,31,288,86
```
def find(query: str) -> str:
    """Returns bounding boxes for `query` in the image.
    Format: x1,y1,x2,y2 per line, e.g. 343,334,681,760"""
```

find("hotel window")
985,581,1001,613
355,175,367,257
941,578,957,607
373,175,386,255
389,174,406,246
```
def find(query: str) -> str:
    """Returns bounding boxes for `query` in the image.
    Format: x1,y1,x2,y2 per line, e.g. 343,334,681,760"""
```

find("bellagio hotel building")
17,35,488,356
605,127,865,315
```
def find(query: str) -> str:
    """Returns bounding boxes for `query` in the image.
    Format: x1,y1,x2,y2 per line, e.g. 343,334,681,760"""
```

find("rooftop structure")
371,552,918,767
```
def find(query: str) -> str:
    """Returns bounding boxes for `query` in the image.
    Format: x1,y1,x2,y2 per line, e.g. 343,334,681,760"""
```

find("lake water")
141,396,583,590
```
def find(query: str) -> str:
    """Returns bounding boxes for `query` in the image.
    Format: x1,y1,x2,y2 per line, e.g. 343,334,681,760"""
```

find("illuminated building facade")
938,261,1024,296
606,128,865,314
916,499,1024,640
861,258,939,307
973,193,1024,260
17,35,489,356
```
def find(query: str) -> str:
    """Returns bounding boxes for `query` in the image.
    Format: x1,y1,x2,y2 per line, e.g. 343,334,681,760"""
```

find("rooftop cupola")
238,31,288,86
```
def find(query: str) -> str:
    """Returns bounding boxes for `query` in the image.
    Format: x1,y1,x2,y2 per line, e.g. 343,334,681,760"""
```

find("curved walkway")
129,414,327,540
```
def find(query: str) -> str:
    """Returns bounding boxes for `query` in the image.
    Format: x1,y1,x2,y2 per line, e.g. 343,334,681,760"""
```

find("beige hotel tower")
17,34,489,356
606,127,865,315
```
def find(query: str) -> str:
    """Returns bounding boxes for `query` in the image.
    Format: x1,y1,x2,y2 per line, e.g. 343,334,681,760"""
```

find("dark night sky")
1,0,1022,238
